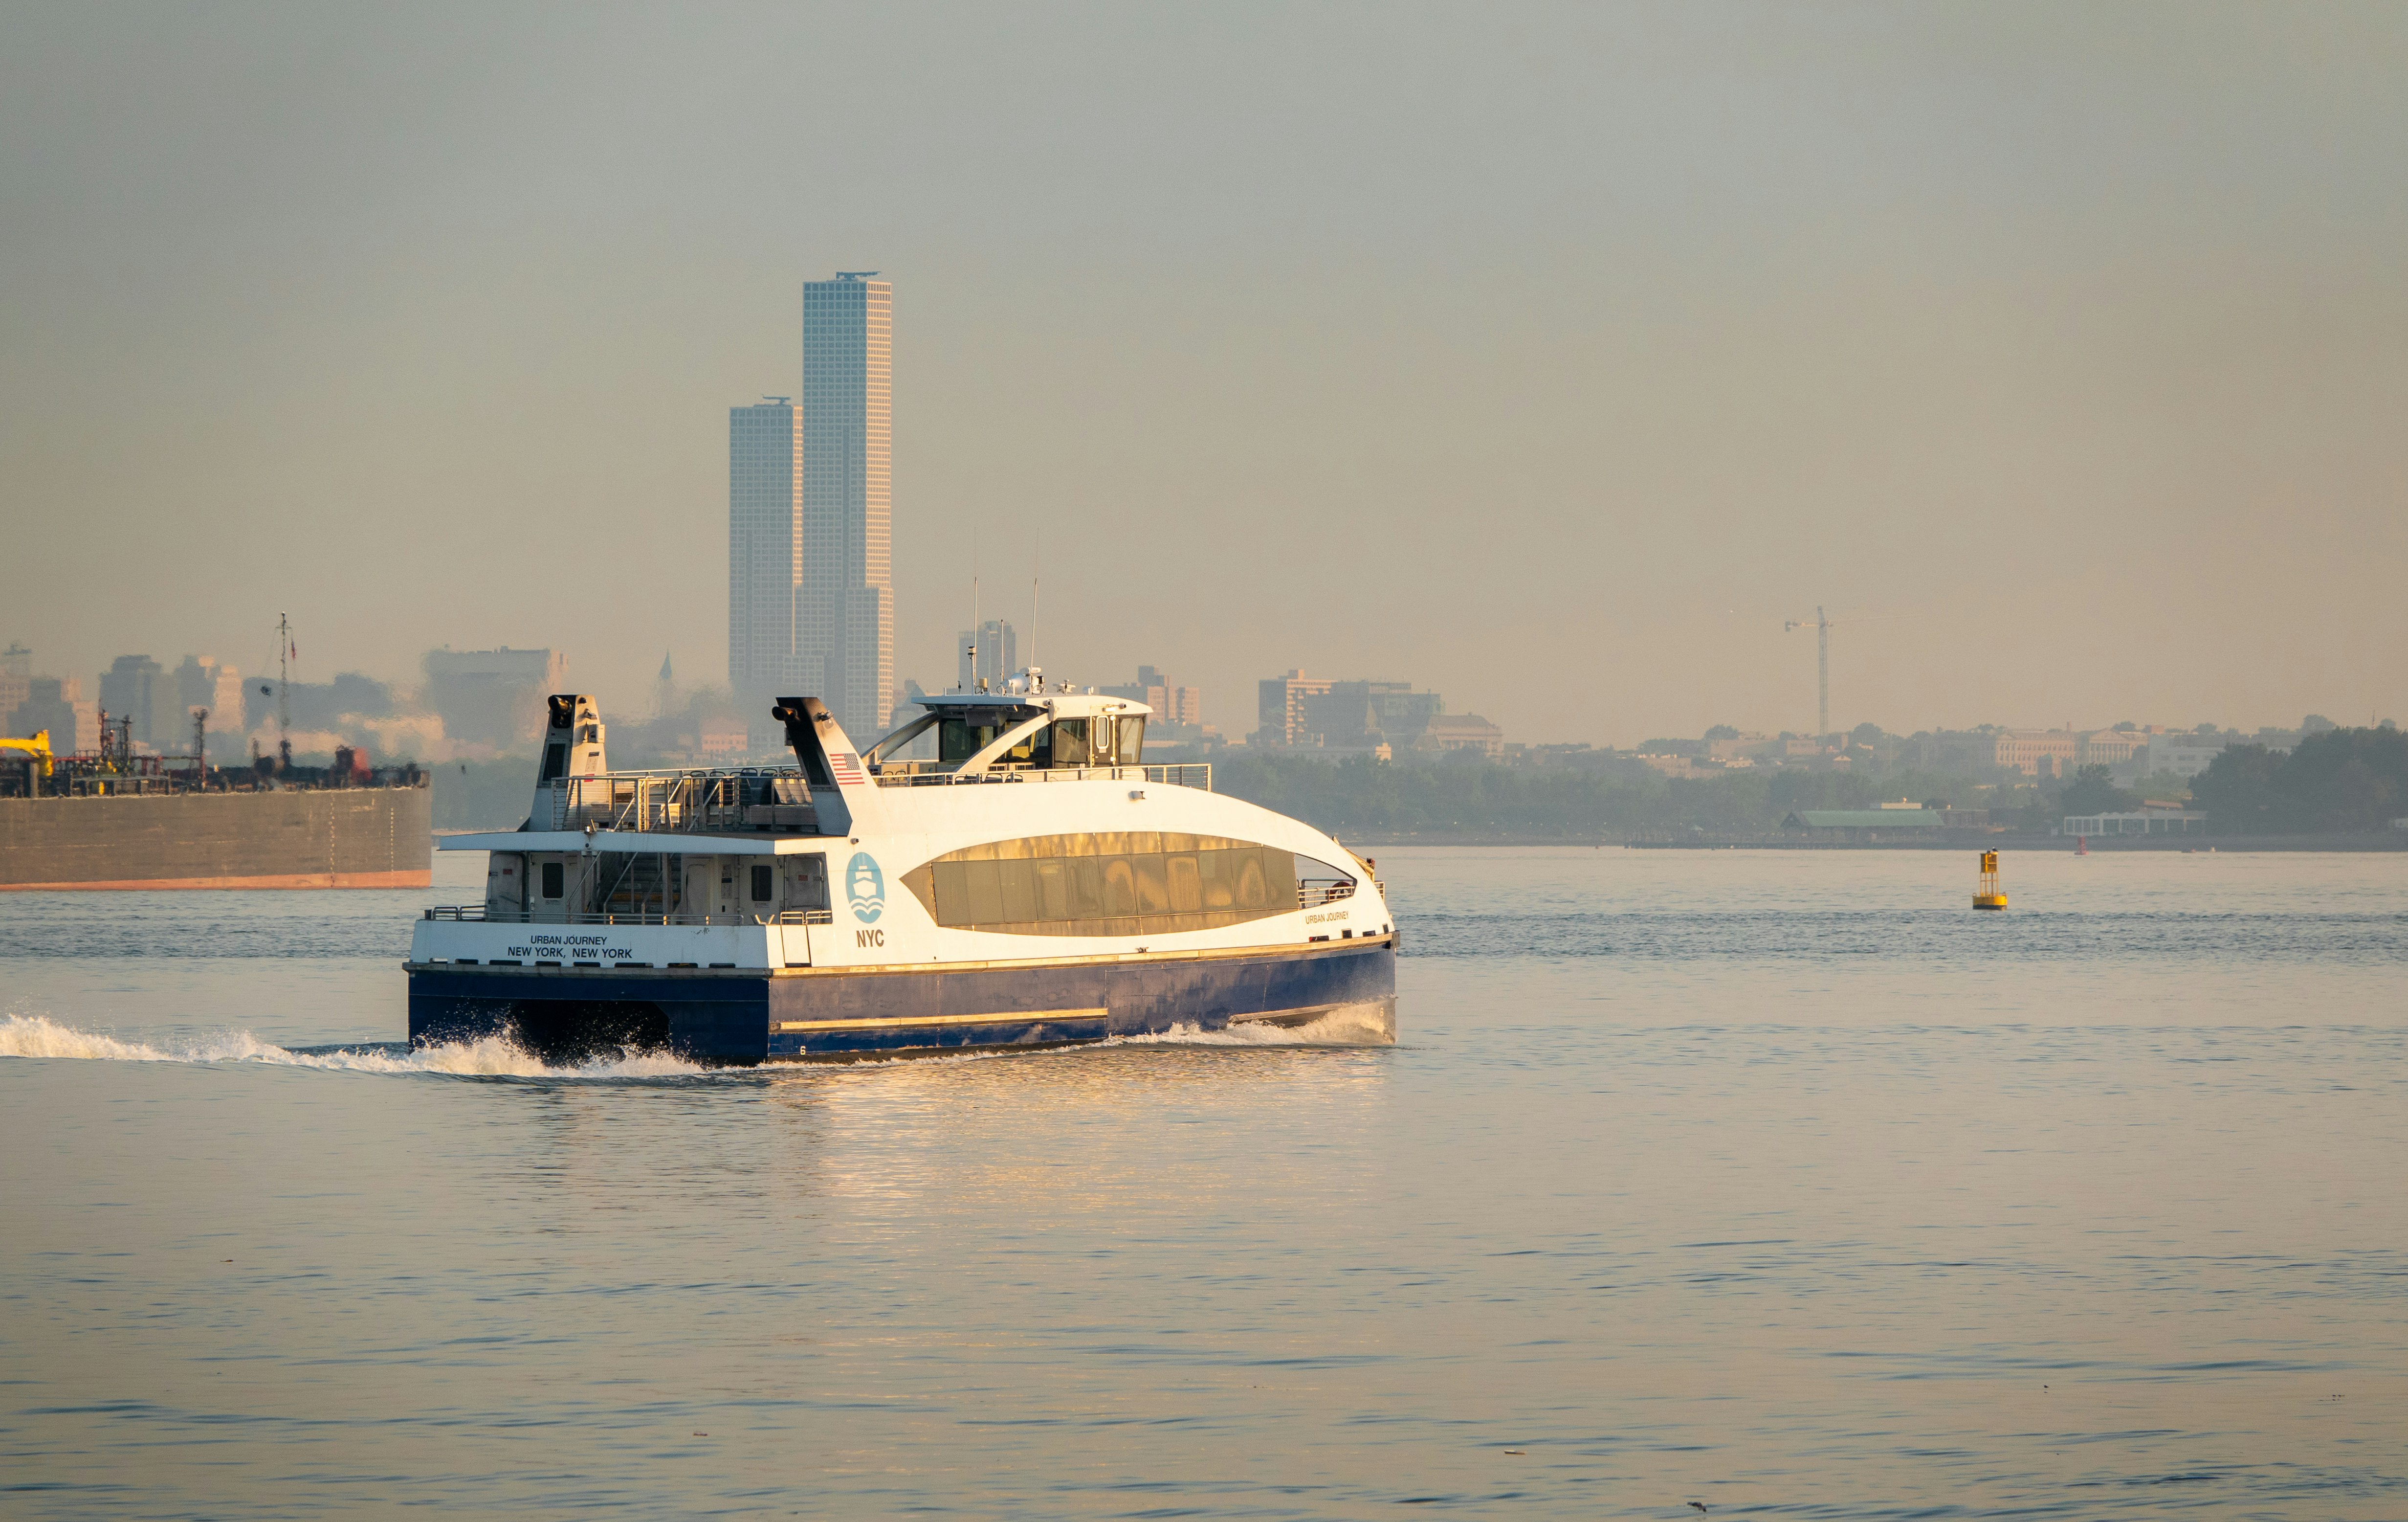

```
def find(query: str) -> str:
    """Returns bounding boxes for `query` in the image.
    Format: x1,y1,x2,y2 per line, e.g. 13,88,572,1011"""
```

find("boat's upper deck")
520,760,1209,837
516,683,1204,839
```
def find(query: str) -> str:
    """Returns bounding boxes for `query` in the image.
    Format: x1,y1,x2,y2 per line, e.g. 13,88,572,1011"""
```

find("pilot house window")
938,719,1001,763
936,714,1140,768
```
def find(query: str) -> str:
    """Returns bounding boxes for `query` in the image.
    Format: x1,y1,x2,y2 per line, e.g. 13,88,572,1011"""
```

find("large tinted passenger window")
901,833,1303,938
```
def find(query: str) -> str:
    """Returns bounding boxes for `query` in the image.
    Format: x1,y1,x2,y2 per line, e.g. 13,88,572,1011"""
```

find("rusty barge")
0,743,430,891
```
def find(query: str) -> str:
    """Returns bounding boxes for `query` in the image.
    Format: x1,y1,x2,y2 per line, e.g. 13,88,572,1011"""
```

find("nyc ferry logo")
847,852,885,923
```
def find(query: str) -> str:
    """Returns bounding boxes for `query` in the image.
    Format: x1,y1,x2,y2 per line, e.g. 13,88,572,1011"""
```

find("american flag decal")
828,751,864,785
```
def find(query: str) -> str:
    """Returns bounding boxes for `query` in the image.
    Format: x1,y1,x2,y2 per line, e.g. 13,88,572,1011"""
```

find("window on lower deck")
541,861,564,899
787,854,829,911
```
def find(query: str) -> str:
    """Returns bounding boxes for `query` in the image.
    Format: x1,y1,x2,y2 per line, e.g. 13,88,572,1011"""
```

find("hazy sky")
5,2,2404,746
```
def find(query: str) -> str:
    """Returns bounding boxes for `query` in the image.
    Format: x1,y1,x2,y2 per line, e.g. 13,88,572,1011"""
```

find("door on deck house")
780,853,829,967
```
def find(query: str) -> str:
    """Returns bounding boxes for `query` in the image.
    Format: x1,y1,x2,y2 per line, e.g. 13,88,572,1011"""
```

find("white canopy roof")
916,689,1152,719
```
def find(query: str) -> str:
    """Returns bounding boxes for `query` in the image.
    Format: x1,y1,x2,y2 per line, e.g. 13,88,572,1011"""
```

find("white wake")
1105,1003,1397,1048
0,1013,709,1078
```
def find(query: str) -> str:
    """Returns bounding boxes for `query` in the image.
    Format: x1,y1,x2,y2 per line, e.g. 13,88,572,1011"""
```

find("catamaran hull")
405,936,1396,1063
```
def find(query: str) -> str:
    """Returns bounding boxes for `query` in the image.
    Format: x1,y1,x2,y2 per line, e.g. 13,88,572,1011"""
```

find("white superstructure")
408,677,1395,1061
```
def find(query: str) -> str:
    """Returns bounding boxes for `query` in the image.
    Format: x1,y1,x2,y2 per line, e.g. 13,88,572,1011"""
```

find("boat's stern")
407,912,781,1065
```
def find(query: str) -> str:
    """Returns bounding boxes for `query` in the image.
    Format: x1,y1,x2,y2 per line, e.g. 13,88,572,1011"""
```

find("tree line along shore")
418,726,2407,844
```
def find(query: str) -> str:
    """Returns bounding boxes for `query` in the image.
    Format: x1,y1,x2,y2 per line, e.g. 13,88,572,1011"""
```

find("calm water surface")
3,847,2404,1518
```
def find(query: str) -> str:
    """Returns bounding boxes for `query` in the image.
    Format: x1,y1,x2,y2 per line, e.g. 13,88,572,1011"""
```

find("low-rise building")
1414,714,1503,760
1707,731,1777,761
2143,729,2302,779
1900,731,1995,773
2140,734,2227,778
1991,728,2081,777
2077,729,2148,766
1254,670,1443,750
2061,809,2205,836
1780,808,1946,838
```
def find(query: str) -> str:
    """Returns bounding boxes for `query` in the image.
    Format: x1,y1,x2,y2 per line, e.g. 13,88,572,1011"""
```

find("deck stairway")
591,851,681,919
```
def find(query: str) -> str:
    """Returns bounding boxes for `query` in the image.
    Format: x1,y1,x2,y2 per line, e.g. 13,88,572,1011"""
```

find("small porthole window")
751,864,775,902
541,861,564,899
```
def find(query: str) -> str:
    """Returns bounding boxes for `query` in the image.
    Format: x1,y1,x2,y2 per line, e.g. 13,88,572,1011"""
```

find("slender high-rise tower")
729,397,804,739
802,272,894,736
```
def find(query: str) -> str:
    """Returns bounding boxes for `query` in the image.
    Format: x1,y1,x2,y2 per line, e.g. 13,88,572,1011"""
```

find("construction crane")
1784,605,1835,740
1,728,53,796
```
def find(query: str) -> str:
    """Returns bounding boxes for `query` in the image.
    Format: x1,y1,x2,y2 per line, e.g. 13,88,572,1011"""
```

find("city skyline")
5,9,2405,745
726,275,895,741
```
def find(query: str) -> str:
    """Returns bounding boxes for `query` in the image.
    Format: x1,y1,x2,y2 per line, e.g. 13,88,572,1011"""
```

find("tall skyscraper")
99,654,183,750
802,272,893,737
728,398,804,738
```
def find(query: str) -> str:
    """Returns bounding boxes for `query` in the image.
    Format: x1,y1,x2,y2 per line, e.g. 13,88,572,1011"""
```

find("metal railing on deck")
1297,879,1357,909
873,761,1212,790
421,906,823,927
522,761,1212,835
543,772,780,834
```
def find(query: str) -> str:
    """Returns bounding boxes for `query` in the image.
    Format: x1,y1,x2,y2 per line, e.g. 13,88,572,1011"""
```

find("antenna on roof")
1030,528,1040,688
275,610,292,773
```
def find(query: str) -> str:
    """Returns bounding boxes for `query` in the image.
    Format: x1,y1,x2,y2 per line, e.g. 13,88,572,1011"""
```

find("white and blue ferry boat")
406,677,1396,1062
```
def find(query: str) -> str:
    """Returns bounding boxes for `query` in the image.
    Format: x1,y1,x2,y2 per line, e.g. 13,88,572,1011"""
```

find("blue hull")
406,937,1396,1064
